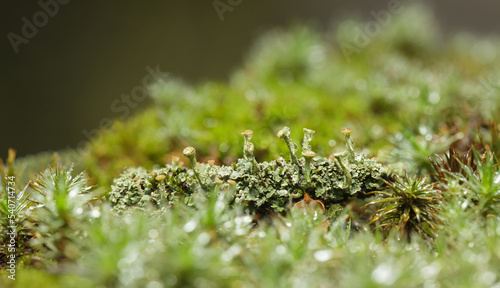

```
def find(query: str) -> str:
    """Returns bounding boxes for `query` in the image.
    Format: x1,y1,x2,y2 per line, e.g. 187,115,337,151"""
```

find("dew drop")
197,232,211,246
428,91,440,104
372,262,398,285
219,143,230,153
148,229,159,239
275,245,287,255
480,271,497,285
245,89,256,101
91,209,101,218
314,249,333,262
183,220,197,233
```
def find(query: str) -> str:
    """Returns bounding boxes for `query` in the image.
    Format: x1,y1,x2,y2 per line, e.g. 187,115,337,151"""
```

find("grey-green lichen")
108,160,195,212
109,127,390,213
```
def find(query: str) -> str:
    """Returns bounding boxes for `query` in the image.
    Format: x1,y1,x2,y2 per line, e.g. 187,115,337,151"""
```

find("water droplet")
91,209,100,218
395,132,403,141
183,220,197,233
461,199,469,209
245,89,256,101
314,250,333,262
494,173,500,184
372,262,399,285
68,186,79,198
419,125,428,135
163,275,177,286
420,263,441,279
275,245,287,255
428,91,440,104
221,245,242,262
148,229,159,239
219,143,230,153
197,232,211,246
480,271,497,285
371,125,383,137
349,245,360,253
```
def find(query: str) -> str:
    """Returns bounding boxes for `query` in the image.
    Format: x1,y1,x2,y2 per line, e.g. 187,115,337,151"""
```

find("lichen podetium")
109,127,390,214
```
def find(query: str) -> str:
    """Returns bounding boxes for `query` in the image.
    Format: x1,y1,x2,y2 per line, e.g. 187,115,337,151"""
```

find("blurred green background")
1,0,500,158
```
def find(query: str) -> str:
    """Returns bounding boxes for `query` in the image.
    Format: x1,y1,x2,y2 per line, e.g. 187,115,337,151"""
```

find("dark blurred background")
2,0,500,158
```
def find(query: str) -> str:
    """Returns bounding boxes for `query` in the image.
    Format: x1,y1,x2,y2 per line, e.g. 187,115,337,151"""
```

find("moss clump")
76,5,500,190
109,127,389,214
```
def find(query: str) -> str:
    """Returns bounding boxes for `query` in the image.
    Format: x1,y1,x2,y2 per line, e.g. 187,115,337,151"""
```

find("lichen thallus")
182,126,355,213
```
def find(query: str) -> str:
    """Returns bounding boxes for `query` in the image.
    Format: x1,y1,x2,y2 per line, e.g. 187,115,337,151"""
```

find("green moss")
7,5,500,286
80,5,500,190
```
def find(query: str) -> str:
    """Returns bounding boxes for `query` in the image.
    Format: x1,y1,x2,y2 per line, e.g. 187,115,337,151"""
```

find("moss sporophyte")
109,127,389,214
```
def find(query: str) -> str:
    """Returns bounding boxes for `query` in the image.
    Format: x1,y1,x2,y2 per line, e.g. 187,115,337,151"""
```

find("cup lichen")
302,150,316,185
109,127,389,214
183,146,206,189
277,126,299,166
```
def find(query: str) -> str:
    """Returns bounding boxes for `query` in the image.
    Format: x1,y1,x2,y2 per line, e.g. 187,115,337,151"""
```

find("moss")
7,6,500,286
71,5,500,190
